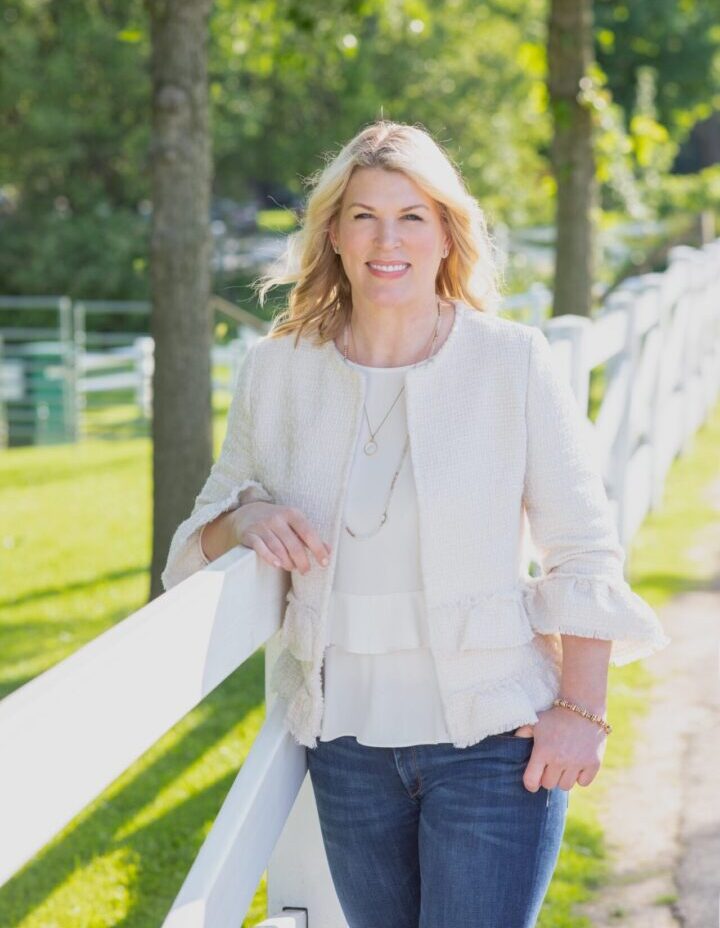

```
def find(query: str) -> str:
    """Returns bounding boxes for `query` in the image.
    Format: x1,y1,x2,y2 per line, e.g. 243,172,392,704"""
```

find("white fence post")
651,252,689,505
134,336,155,419
72,300,87,439
669,246,702,455
58,295,78,442
604,286,639,558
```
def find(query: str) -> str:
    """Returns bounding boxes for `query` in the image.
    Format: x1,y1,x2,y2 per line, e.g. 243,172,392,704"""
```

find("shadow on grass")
0,651,267,928
0,564,148,611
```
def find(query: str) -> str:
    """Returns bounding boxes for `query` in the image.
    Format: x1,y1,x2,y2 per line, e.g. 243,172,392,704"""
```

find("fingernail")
320,557,329,567
273,559,282,568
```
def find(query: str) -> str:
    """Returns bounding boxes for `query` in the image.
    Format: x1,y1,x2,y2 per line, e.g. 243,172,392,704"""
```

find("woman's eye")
353,213,373,219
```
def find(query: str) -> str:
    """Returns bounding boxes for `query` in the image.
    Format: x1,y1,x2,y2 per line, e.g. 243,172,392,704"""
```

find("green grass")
1,391,719,927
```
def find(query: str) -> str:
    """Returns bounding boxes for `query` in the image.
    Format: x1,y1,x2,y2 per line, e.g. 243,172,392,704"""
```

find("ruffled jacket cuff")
522,570,671,666
521,326,672,667
161,479,272,591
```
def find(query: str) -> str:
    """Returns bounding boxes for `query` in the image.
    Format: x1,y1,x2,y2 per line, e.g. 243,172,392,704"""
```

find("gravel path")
572,489,720,928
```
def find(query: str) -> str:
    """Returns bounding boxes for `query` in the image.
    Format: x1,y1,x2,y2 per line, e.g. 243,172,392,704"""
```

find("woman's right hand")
231,501,332,574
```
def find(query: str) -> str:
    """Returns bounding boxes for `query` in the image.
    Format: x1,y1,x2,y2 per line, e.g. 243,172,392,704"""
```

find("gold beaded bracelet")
553,697,613,735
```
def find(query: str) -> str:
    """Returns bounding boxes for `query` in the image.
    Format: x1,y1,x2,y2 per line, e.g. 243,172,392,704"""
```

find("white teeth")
368,263,409,272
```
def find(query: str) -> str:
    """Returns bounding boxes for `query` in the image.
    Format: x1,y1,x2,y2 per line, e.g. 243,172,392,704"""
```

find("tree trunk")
547,0,596,318
146,0,214,600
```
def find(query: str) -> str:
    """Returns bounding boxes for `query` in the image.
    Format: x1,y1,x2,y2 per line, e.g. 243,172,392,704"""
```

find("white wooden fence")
75,335,257,433
1,240,719,926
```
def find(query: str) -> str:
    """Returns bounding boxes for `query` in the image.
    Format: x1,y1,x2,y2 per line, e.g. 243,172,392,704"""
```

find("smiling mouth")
366,262,411,273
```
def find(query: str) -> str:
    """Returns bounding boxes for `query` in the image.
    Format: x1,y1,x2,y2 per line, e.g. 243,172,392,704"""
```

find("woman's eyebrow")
346,202,430,212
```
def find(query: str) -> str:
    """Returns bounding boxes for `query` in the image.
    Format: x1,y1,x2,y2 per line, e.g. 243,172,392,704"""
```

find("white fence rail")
1,240,719,926
75,337,253,425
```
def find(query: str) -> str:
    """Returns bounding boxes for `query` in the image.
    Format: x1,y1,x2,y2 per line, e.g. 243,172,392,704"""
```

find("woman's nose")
374,222,402,247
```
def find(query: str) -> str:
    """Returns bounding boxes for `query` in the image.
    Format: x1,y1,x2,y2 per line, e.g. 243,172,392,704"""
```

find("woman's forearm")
199,509,239,563
559,635,612,715
199,486,274,564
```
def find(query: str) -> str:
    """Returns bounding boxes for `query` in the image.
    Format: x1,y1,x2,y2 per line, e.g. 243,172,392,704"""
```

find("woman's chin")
350,281,423,307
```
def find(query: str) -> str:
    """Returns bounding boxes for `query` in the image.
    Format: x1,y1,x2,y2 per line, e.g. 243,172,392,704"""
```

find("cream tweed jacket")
162,300,671,749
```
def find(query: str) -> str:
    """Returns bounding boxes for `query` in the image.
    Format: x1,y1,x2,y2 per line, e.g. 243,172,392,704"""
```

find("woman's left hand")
521,706,607,792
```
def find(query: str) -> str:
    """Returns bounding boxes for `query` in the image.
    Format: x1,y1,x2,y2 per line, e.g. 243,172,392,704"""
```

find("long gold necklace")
342,299,442,539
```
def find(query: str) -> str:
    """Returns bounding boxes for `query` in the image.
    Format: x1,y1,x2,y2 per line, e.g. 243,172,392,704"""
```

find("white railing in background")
1,240,719,927
540,243,720,563
74,336,255,436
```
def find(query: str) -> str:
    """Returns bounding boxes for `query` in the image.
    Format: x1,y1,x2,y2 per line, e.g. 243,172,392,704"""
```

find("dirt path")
572,485,720,928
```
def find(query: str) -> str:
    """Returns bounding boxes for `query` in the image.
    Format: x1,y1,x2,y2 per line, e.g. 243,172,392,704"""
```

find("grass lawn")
1,387,718,928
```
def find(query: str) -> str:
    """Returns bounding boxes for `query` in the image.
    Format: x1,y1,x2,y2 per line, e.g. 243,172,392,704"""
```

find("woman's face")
329,167,450,311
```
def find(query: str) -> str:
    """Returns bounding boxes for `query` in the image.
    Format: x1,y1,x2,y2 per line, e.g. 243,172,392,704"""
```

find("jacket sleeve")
160,343,273,591
521,325,671,666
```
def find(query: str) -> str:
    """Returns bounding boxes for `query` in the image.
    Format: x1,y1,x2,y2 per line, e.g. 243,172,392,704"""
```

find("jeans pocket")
495,727,534,739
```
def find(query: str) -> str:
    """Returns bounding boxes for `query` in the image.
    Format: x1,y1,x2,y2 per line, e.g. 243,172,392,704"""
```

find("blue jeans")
306,730,569,928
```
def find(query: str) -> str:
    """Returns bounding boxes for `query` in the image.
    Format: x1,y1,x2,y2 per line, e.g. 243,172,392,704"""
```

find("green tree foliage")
209,0,551,227
0,0,150,298
1,0,719,301
595,0,720,140
592,0,720,219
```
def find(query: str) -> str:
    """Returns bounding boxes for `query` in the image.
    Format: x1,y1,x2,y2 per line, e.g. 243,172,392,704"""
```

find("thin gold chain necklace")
344,298,441,454
342,299,442,539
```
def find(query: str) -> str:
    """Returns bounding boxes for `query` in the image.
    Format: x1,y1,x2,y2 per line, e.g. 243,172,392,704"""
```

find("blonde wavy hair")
254,120,504,346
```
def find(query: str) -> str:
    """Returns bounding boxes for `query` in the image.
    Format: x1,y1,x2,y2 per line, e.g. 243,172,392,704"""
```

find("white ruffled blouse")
319,356,453,747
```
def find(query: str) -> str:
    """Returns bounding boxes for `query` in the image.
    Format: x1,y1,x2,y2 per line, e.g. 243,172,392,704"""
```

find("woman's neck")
338,297,455,367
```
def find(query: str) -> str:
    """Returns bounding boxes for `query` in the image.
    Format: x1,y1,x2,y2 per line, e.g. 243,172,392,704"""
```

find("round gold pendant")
364,440,378,455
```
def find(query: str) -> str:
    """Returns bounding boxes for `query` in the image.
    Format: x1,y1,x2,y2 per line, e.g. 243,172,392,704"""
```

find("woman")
162,121,670,927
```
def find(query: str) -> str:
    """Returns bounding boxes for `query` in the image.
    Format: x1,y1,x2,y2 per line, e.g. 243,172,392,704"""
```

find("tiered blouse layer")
319,356,453,747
